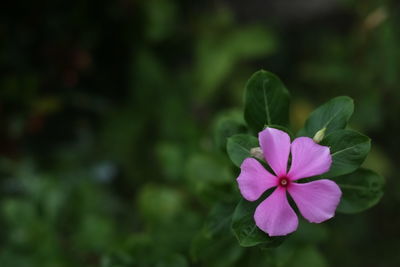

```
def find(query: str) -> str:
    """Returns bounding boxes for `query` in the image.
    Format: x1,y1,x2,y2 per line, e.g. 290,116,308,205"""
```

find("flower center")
279,176,289,187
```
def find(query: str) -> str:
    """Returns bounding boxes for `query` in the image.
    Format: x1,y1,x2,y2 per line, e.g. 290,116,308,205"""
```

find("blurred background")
0,0,399,266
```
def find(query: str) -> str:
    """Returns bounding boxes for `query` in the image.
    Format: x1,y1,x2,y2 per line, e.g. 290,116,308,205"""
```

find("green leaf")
298,96,354,137
231,199,285,247
320,130,371,178
333,168,384,213
226,134,259,167
244,70,290,133
213,110,246,152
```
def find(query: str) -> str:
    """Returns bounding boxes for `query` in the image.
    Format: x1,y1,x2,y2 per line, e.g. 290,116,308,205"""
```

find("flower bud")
250,147,264,160
313,127,327,143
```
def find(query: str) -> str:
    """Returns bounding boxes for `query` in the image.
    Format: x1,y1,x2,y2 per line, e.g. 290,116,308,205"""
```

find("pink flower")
237,128,342,236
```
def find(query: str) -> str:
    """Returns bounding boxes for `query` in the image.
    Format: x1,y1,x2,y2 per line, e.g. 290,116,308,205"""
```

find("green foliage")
244,70,290,133
195,15,277,103
213,110,246,152
321,130,371,177
231,199,285,247
333,168,385,213
227,134,259,167
185,153,235,203
191,203,243,267
0,1,396,266
224,69,383,252
137,184,184,224
281,246,328,267
298,96,354,137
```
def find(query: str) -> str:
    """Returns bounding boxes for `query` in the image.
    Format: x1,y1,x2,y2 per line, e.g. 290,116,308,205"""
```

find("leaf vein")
331,142,367,156
262,80,271,125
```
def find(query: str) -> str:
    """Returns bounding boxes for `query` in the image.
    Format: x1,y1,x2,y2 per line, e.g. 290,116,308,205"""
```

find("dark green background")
0,0,399,266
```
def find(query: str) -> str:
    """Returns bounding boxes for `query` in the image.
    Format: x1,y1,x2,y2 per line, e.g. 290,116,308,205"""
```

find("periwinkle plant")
223,70,383,247
190,70,384,267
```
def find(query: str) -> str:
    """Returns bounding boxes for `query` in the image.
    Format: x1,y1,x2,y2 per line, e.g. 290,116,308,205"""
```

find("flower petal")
287,137,332,180
288,180,342,223
254,187,298,236
259,127,291,177
237,158,278,201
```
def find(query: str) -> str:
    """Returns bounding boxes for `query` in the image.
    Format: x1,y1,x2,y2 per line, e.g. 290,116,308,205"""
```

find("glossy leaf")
321,129,371,177
298,96,354,138
333,168,384,213
244,70,290,133
231,199,285,247
227,134,259,167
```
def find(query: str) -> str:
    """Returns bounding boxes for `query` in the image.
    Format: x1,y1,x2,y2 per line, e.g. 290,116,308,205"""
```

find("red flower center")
279,176,290,187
